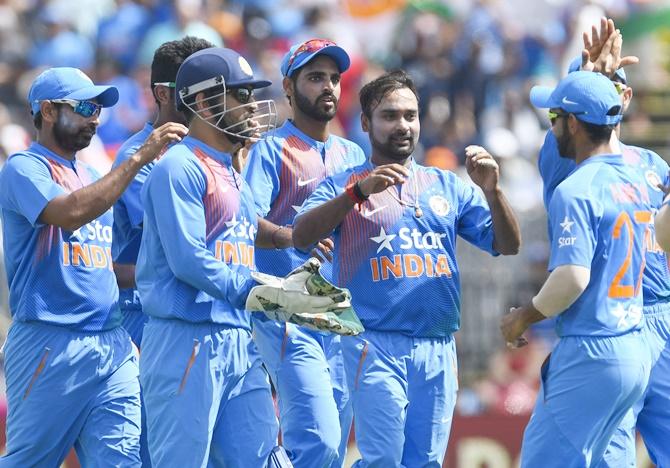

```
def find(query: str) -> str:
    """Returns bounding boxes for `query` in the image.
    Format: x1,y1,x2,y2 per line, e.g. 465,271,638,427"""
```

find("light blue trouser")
253,319,352,468
119,288,148,348
140,317,278,468
342,330,458,468
119,287,151,467
600,303,670,467
521,331,651,468
1,322,141,467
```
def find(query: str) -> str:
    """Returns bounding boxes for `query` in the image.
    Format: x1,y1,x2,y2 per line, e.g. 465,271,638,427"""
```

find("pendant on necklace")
415,206,423,218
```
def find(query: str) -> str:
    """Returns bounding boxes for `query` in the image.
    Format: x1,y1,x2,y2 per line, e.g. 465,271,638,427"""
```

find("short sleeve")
547,188,598,271
0,154,65,226
456,180,498,255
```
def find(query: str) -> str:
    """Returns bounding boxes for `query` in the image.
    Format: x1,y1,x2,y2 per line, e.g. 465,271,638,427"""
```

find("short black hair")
579,120,617,144
33,112,42,130
359,70,419,118
150,36,215,103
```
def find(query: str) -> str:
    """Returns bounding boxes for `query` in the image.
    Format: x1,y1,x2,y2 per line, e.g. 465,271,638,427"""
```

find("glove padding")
246,258,364,336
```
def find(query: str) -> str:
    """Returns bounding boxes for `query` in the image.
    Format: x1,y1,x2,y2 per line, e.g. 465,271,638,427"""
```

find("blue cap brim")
65,85,119,108
226,79,272,89
529,85,556,109
283,45,351,77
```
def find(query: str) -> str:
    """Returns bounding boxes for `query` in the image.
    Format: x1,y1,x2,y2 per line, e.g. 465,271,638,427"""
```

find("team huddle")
0,15,668,468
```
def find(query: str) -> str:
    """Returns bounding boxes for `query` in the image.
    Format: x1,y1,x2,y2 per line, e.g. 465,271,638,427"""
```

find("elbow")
655,212,670,252
495,236,521,256
291,219,311,252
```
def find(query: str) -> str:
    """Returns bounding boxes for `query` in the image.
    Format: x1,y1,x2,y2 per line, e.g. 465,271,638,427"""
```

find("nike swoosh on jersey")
363,206,387,217
297,177,317,187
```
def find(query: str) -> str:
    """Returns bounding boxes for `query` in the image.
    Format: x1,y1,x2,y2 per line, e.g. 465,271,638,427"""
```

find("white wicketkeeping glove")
246,258,364,335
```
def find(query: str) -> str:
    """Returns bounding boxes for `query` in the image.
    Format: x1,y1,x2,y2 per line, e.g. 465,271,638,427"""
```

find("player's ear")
622,87,633,113
153,85,171,107
194,91,210,116
361,112,370,133
283,77,293,103
39,101,58,124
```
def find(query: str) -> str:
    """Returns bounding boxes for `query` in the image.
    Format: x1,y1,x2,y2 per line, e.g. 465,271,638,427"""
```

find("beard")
53,111,96,152
218,110,253,145
293,87,338,122
369,129,416,161
555,122,575,160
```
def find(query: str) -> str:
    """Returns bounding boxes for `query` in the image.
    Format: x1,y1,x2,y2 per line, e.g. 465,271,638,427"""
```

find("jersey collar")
29,142,77,168
181,136,233,167
578,153,624,168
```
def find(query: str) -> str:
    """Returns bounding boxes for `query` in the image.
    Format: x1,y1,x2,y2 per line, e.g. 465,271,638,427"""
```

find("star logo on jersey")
70,226,86,242
559,216,574,234
370,227,396,253
224,213,240,236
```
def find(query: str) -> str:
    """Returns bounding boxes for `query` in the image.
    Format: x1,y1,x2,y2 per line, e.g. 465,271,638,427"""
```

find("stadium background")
0,0,668,466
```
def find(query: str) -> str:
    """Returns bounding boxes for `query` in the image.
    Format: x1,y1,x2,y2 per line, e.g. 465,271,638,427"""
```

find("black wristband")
353,182,369,201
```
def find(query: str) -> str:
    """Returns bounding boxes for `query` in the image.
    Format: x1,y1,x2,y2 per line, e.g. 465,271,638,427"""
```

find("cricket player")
501,71,652,467
0,67,186,466
538,21,670,467
111,36,214,467
135,47,343,467
244,38,365,467
293,70,521,466
113,36,214,347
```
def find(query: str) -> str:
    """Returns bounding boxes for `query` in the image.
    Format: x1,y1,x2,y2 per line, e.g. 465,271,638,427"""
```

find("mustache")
317,92,337,103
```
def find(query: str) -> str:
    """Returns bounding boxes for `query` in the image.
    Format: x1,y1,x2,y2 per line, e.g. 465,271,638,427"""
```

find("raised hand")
136,122,188,165
465,145,499,193
357,164,410,197
581,17,639,77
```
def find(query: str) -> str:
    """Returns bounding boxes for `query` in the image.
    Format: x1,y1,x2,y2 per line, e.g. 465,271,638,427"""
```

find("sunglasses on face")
50,99,102,118
227,87,254,104
153,81,176,88
613,81,627,95
286,38,336,72
547,108,587,125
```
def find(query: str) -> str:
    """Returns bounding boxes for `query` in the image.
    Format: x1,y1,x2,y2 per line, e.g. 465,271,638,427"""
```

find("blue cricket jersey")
112,122,153,265
297,160,498,337
136,136,257,328
548,154,651,336
0,143,120,331
244,119,365,278
540,131,670,307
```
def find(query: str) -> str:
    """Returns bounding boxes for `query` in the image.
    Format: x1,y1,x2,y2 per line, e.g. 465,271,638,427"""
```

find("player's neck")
37,131,76,161
189,120,237,154
291,114,330,142
370,151,412,167
575,141,619,164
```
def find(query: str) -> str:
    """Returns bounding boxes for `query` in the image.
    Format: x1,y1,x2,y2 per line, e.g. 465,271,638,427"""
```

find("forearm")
655,203,670,252
113,263,136,289
293,193,355,250
256,218,292,249
532,264,590,317
485,187,521,255
40,154,147,231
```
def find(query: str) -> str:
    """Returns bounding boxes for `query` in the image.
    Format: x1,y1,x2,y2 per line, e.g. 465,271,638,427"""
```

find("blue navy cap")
280,39,350,78
530,71,622,126
567,56,627,83
28,67,119,116
175,47,271,110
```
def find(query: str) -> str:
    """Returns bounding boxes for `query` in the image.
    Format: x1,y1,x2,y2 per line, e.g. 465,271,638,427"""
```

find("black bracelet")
353,182,369,201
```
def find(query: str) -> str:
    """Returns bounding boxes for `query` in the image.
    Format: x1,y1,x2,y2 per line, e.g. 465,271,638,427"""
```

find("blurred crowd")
0,0,668,413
